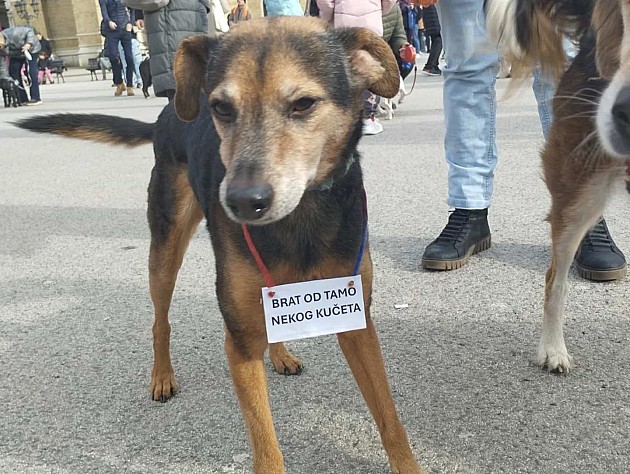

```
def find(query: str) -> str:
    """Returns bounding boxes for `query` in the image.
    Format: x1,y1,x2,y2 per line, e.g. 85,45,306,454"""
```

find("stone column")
41,0,102,66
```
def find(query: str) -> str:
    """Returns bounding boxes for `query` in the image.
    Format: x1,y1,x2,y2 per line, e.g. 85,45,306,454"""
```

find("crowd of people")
1,0,624,281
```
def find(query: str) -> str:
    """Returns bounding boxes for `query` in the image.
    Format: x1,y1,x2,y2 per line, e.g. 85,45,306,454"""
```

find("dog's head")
172,17,399,225
594,0,630,158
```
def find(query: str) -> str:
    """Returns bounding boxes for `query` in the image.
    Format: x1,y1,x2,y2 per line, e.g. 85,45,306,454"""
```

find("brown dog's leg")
336,257,423,474
540,213,602,373
540,176,611,372
226,331,284,473
148,165,203,401
337,322,423,474
268,342,304,375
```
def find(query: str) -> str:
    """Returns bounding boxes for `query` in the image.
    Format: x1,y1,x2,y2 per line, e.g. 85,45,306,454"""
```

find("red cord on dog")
243,188,368,298
242,223,276,296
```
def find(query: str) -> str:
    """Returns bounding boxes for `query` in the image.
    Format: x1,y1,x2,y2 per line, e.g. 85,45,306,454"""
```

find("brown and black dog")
486,0,629,372
16,17,423,474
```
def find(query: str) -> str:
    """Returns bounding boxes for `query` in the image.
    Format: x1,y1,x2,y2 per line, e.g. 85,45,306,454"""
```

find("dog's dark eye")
290,97,317,116
210,101,236,122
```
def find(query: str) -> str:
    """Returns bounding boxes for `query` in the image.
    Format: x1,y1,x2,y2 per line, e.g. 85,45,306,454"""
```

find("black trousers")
425,33,442,69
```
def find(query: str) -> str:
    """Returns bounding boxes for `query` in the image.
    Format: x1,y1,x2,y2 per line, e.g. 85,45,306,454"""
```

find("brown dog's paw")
150,368,179,402
390,463,425,474
390,464,426,474
269,343,304,376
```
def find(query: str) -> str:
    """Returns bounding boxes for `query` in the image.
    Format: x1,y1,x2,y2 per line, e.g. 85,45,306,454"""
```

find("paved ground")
2,60,630,474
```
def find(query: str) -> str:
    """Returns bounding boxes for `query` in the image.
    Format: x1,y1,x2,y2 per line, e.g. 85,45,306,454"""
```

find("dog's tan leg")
540,177,611,372
226,331,284,473
336,257,423,474
268,342,304,375
148,165,203,401
337,320,423,474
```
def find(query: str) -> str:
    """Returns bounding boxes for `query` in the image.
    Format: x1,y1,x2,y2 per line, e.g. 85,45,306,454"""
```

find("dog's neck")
308,154,356,192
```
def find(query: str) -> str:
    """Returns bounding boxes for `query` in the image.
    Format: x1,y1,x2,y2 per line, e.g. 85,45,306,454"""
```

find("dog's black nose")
226,183,273,221
612,86,630,141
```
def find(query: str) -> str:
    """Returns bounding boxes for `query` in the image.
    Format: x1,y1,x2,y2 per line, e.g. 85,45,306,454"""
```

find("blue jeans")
436,0,555,209
410,26,420,57
118,38,142,86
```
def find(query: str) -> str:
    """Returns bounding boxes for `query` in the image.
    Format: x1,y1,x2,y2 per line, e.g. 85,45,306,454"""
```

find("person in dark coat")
135,0,209,101
420,4,442,76
35,31,53,85
99,0,136,96
35,31,53,58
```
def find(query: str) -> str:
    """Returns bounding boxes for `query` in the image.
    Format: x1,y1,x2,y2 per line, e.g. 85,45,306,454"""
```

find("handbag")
122,0,170,12
213,0,229,33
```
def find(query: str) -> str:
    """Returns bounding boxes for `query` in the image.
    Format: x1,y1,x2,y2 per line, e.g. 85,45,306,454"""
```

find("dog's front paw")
150,367,179,402
269,343,304,376
389,459,426,474
536,343,573,374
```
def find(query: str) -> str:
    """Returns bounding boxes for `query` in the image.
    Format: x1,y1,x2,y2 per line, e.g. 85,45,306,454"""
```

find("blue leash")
352,188,368,276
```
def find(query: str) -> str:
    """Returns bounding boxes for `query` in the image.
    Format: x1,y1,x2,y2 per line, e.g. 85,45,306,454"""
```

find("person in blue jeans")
118,33,143,88
400,1,420,54
421,0,626,281
99,0,136,97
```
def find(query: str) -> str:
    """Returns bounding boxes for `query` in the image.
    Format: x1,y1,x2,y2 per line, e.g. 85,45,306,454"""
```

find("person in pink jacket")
317,0,396,35
317,0,397,135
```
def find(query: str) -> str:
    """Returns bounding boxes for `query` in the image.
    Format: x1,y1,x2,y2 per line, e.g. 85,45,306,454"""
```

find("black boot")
575,217,627,281
422,209,491,270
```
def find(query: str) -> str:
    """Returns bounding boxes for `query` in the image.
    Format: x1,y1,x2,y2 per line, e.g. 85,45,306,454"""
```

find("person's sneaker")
126,86,135,96
575,217,627,281
422,66,441,76
114,83,126,96
362,115,383,135
422,208,491,270
27,99,42,106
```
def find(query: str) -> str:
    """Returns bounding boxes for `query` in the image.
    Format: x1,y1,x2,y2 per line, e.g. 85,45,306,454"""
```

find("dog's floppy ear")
174,34,219,122
334,28,400,99
592,0,623,80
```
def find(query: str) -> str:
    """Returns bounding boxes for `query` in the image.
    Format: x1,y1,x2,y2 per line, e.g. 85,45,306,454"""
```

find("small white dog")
377,76,408,120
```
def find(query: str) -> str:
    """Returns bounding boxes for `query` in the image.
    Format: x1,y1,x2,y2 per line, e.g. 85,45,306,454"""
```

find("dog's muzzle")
610,85,630,156
225,181,274,222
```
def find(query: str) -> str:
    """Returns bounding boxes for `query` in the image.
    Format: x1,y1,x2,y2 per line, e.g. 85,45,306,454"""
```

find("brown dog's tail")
485,0,594,80
14,114,154,147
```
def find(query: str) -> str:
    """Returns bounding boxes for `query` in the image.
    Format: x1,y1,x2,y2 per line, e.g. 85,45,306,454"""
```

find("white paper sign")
262,275,366,343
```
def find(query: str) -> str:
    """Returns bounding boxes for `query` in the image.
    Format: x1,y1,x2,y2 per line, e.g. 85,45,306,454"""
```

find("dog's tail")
485,0,594,79
14,114,154,147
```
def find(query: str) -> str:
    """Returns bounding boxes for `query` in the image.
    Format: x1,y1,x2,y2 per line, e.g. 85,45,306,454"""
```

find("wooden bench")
49,59,67,83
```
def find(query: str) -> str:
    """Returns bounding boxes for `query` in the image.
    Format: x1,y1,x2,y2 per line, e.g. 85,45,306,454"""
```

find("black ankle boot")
422,209,491,270
575,217,627,281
